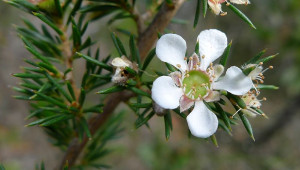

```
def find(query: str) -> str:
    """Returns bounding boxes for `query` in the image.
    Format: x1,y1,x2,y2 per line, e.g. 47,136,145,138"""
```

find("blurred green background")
1,0,300,169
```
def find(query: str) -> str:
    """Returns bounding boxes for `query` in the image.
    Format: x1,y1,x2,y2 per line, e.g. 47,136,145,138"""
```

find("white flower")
243,63,274,94
238,93,268,118
111,56,138,85
208,0,250,15
152,29,253,138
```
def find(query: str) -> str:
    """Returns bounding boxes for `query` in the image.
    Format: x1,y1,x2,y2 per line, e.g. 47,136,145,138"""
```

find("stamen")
220,12,227,16
231,108,242,118
202,55,205,59
184,57,187,60
177,64,181,68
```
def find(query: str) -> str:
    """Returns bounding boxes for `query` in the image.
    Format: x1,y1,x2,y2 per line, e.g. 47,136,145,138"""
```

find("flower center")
182,70,210,100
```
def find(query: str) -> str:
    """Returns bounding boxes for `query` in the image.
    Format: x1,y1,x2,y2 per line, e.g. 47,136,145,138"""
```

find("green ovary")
182,70,210,99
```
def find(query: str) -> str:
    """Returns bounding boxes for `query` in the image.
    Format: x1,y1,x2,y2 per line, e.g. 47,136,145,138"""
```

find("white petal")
187,101,218,138
208,1,222,15
152,76,183,109
248,66,263,80
198,29,227,70
111,57,130,67
156,34,188,71
204,91,221,102
213,66,253,95
169,71,182,87
213,64,224,80
230,0,250,4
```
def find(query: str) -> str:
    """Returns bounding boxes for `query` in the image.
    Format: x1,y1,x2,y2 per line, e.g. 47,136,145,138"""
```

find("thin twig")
58,1,185,169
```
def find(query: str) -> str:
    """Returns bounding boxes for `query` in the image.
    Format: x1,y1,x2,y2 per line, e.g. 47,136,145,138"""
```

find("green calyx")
182,70,210,99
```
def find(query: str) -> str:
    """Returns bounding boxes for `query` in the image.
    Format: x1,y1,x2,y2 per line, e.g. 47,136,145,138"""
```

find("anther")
220,12,227,16
263,97,267,101
176,64,181,68
259,62,263,65
197,62,201,65
184,57,187,60
269,66,274,69
202,55,205,59
189,57,193,60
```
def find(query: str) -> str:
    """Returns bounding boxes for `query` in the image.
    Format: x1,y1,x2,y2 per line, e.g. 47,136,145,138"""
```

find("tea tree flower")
111,56,138,85
151,29,253,138
208,0,250,15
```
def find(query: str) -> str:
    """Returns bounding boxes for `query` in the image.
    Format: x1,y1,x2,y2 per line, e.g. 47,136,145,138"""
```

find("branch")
138,0,185,59
58,1,185,169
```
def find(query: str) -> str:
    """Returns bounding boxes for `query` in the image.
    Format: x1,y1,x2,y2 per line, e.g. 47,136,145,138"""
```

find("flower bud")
153,102,166,116
111,56,138,85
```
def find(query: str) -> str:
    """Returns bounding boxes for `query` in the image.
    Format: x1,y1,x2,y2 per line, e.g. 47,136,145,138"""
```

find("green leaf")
40,115,73,126
38,62,59,75
239,111,255,141
245,49,266,65
195,40,199,54
67,0,83,23
210,134,218,147
25,46,51,65
111,32,124,57
71,18,81,47
165,63,177,72
124,66,137,76
255,53,278,64
219,122,232,136
44,72,73,102
26,114,61,126
164,111,172,140
7,0,39,12
129,35,141,66
77,52,113,71
90,74,111,80
54,0,63,17
227,93,247,109
193,0,201,28
202,0,208,17
227,3,256,29
173,108,187,119
79,88,86,106
242,65,256,76
96,86,125,94
141,48,156,76
13,73,45,79
22,18,38,32
36,92,68,109
256,84,279,90
82,104,103,113
129,87,150,98
219,41,232,67
80,118,92,139
20,82,40,90
33,12,63,35
135,111,155,128
130,103,152,108
215,103,231,131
